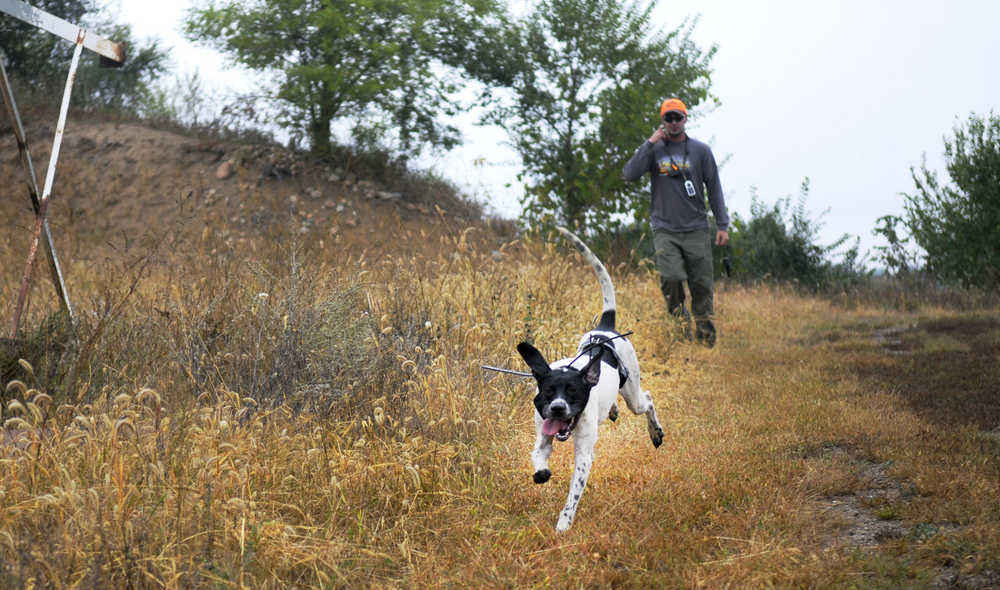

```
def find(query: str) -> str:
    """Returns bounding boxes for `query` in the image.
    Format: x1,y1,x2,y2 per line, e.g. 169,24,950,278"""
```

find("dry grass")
3,126,999,587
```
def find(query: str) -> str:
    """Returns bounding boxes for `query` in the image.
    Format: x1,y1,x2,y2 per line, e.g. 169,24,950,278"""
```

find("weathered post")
1,0,126,338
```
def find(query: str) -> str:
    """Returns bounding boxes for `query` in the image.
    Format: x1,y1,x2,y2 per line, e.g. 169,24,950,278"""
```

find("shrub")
728,179,858,291
895,111,1000,288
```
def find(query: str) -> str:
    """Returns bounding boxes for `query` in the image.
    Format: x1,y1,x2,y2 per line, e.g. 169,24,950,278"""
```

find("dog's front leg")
555,430,596,532
532,419,554,484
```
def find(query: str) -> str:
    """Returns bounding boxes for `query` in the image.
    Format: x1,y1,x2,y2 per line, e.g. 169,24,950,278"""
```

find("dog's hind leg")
532,424,554,484
556,432,596,532
615,342,664,448
639,388,664,448
620,377,664,448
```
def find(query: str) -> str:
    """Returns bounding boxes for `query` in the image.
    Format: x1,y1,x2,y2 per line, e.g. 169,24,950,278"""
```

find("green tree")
872,214,918,276
0,0,94,86
0,1,168,114
899,112,1000,288
73,25,169,114
183,0,502,157
461,0,714,234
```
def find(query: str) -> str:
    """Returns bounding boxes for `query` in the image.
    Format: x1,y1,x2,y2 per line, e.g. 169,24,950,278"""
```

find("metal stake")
1,0,125,338
9,33,84,339
0,56,74,330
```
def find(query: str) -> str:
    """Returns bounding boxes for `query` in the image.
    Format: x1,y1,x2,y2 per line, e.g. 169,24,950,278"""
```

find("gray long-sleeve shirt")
623,135,729,233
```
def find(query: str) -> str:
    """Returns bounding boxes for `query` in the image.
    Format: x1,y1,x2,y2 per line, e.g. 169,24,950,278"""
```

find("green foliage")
73,25,169,114
461,0,715,235
900,111,1000,288
0,0,93,84
729,179,859,289
872,214,919,276
0,1,168,114
183,0,503,157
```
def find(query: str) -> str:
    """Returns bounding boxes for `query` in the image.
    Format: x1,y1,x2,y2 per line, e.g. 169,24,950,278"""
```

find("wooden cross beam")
0,0,125,63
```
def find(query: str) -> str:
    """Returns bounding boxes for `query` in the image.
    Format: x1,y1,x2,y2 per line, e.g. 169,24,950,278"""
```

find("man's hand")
715,230,729,246
647,126,667,144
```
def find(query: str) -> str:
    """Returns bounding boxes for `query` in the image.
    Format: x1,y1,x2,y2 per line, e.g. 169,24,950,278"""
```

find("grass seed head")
5,380,27,397
16,359,34,378
3,417,29,430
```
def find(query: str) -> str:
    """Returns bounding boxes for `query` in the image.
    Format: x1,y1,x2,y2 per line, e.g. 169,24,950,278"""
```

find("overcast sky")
112,0,1000,261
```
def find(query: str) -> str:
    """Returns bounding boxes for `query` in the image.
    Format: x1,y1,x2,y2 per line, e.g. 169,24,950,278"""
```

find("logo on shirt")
658,157,690,176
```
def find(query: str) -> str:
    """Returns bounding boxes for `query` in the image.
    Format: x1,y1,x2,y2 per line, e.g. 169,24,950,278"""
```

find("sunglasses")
663,113,685,123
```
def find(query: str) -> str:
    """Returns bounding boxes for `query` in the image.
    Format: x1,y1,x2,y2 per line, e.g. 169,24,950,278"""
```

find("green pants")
652,228,716,345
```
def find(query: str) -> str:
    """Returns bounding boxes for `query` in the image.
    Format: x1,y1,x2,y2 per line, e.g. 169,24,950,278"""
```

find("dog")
516,226,664,532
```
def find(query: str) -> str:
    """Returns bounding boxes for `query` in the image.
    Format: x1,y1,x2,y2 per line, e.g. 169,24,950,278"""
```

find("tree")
0,0,168,114
872,214,918,276
183,0,502,157
73,25,169,114
461,0,715,234
0,0,94,87
899,112,1000,288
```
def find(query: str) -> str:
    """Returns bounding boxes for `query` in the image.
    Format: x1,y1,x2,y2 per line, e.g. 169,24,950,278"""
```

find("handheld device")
684,179,696,197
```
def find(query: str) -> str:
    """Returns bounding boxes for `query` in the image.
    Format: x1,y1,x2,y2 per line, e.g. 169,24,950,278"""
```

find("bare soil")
807,319,1000,588
1,114,508,276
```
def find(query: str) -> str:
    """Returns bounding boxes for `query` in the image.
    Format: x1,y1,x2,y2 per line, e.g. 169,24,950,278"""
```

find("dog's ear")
516,342,551,378
582,354,602,386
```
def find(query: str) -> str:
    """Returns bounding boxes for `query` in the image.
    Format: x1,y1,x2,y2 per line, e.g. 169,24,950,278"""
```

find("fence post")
1,0,125,338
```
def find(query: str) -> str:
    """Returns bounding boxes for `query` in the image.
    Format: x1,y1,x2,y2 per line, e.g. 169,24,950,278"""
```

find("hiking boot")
695,321,716,348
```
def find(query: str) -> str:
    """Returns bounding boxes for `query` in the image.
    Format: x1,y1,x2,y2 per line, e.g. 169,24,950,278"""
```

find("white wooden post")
1,0,125,338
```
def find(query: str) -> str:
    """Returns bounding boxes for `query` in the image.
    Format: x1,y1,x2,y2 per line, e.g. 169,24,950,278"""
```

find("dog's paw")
650,426,664,448
608,404,619,422
533,469,551,484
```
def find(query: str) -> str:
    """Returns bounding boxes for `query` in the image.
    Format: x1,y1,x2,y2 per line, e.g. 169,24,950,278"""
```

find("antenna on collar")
480,364,532,377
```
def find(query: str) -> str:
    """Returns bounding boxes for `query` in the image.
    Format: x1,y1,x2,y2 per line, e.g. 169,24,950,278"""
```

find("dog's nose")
548,399,568,417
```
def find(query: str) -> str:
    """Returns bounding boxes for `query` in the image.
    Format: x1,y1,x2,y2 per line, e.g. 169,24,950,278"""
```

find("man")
623,98,729,347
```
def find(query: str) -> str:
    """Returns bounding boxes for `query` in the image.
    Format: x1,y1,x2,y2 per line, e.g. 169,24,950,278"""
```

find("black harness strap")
580,334,629,388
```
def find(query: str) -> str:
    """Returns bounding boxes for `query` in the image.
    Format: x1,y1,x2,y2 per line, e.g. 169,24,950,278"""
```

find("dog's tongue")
542,418,568,436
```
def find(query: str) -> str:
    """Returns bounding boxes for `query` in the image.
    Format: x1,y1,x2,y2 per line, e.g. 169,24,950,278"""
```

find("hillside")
1,116,509,278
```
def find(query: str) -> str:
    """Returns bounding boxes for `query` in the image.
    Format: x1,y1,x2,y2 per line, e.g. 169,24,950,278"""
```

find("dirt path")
621,299,1000,587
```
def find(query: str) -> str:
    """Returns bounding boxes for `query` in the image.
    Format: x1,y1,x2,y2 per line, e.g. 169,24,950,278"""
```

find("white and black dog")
517,226,664,532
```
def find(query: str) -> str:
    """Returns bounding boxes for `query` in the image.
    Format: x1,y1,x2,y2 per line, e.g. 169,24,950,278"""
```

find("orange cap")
660,98,687,117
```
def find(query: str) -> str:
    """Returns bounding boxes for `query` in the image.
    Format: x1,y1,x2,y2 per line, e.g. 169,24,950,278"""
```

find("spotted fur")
517,226,664,532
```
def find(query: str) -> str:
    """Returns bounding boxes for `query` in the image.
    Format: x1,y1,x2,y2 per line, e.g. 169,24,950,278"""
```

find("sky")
109,0,1000,262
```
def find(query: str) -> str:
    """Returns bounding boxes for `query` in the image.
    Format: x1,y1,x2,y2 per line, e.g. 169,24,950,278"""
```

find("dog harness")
580,334,629,388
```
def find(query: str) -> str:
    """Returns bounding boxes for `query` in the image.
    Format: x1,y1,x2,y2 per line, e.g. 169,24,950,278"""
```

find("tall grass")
2,210,999,587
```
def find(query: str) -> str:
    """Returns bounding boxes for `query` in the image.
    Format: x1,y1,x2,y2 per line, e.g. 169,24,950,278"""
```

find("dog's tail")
555,226,616,331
